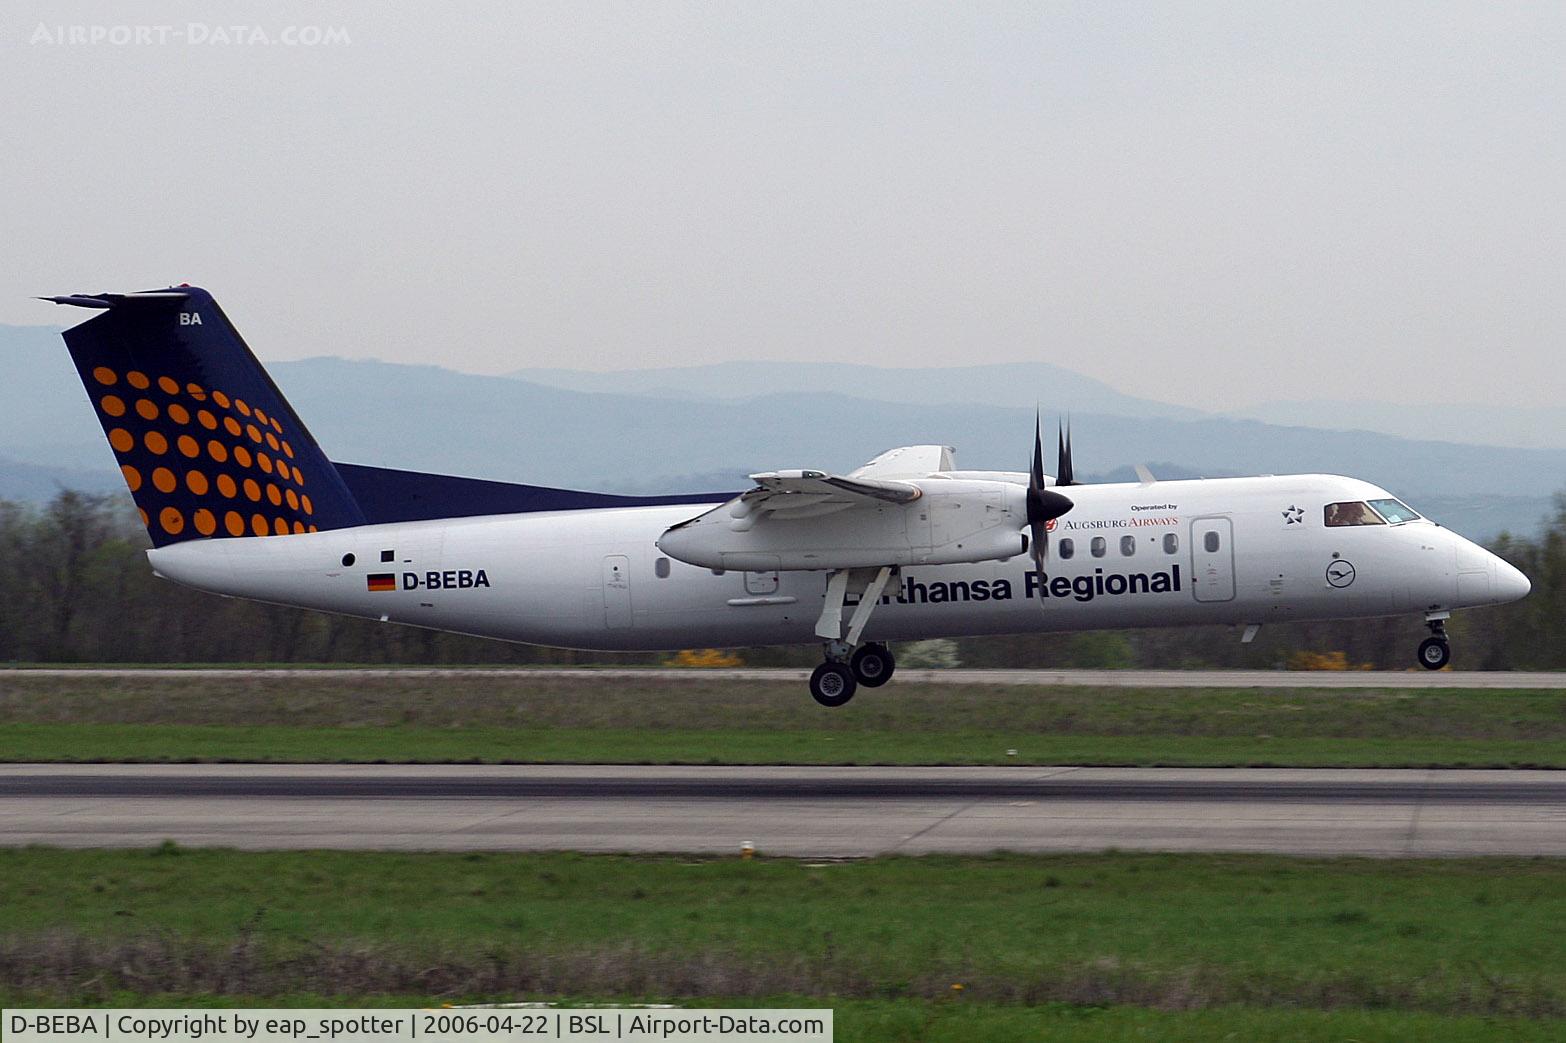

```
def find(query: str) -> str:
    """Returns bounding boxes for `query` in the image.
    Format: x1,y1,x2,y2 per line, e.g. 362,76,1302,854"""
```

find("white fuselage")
146,474,1528,652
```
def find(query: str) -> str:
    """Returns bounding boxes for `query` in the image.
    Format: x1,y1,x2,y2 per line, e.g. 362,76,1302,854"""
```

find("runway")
5,667,1564,687
4,765,1563,858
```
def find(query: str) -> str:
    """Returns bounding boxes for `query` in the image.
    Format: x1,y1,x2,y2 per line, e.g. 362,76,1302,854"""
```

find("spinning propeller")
1026,414,1076,593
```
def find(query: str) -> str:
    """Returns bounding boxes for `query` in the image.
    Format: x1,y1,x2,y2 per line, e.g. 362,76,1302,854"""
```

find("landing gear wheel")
850,643,895,688
1417,637,1451,670
809,662,858,707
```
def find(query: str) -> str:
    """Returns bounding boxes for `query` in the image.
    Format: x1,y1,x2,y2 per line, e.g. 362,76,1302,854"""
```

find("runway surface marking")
3,765,1563,858
4,667,1562,688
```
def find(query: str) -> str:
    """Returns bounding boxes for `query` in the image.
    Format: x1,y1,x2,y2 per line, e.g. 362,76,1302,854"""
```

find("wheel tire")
850,643,895,688
809,662,858,707
1417,637,1451,670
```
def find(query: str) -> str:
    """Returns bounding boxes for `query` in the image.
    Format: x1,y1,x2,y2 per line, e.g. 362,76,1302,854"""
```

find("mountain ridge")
2,326,1560,540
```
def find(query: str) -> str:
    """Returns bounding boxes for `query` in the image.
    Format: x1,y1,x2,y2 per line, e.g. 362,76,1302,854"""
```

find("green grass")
0,997,1557,1043
2,673,1564,765
1,848,1563,1034
4,721,1564,766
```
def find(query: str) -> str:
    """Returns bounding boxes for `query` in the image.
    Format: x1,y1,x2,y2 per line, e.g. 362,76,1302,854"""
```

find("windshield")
1368,497,1421,524
1324,501,1385,527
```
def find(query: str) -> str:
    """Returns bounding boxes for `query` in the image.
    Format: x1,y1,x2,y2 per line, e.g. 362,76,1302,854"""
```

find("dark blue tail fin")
48,286,365,546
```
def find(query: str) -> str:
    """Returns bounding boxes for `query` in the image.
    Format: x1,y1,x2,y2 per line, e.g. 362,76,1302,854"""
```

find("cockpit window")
1368,498,1421,524
1324,501,1387,527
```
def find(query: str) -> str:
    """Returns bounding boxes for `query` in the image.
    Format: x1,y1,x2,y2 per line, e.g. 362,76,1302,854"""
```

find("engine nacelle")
657,479,1029,572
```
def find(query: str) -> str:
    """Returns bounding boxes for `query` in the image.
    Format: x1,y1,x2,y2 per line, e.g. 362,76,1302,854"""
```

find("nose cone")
1492,555,1532,604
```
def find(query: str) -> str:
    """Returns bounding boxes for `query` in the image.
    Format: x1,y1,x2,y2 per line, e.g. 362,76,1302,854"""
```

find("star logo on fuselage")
1283,505,1304,525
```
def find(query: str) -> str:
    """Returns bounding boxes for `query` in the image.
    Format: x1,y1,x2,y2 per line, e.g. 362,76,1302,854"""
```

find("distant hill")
0,322,109,471
508,360,1205,419
0,454,120,502
267,357,1566,492
1226,399,1566,451
274,358,1566,538
2,323,1560,540
516,361,1566,452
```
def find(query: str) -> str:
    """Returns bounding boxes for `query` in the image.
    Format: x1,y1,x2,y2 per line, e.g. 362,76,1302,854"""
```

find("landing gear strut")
808,567,899,707
1417,616,1451,670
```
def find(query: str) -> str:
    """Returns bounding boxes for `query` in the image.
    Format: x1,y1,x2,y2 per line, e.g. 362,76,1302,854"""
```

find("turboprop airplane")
44,287,1531,706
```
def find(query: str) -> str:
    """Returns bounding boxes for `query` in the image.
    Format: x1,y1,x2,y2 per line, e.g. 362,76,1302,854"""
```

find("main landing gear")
808,643,897,707
808,567,900,707
1417,614,1451,670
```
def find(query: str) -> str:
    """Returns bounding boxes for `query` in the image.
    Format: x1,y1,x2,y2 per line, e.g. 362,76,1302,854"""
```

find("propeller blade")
1024,413,1074,597
1029,519,1048,594
1056,420,1076,487
1030,412,1046,495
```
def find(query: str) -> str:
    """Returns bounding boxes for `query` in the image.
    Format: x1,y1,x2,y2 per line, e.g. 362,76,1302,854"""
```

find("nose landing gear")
1417,617,1451,670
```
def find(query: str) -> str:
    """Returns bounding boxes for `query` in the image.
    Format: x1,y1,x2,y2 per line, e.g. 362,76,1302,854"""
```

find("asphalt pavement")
4,764,1562,857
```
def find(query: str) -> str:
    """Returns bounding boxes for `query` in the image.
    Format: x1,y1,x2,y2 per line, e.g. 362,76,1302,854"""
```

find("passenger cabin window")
1058,538,1075,560
1120,535,1136,556
1091,536,1107,558
1163,533,1179,554
1324,501,1387,527
654,557,671,578
1368,498,1421,524
1203,530,1220,553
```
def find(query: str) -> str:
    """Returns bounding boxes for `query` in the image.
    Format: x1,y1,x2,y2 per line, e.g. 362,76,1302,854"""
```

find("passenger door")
1190,517,1235,603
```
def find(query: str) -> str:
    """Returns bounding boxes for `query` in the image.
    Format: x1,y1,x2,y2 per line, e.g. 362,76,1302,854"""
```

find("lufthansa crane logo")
1325,560,1357,588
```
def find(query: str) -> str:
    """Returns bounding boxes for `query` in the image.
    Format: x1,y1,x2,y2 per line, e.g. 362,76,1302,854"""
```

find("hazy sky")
3,2,1562,410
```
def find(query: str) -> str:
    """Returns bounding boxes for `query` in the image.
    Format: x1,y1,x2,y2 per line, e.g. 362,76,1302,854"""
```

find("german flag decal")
367,573,396,592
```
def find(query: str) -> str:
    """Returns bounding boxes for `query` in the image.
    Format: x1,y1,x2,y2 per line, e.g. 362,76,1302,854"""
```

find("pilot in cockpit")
1324,500,1394,527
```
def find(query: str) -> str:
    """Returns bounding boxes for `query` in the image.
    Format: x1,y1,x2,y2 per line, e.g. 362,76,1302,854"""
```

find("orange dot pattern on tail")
92,373,319,539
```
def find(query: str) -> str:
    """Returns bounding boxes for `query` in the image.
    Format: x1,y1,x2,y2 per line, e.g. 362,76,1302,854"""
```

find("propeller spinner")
1026,415,1075,592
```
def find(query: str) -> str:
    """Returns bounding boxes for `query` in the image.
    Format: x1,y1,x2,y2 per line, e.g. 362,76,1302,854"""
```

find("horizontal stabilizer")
40,291,190,309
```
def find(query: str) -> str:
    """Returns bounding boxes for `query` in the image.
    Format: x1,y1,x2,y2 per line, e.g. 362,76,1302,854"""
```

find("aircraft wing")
746,469,923,506
660,467,921,546
658,448,1030,572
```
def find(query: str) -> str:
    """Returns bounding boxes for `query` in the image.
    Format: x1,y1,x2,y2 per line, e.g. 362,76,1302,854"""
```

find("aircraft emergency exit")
43,287,1531,706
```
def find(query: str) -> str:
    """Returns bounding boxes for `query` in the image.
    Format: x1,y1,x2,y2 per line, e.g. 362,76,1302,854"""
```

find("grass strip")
2,848,1563,1020
0,996,1558,1043
2,675,1565,767
2,721,1564,767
